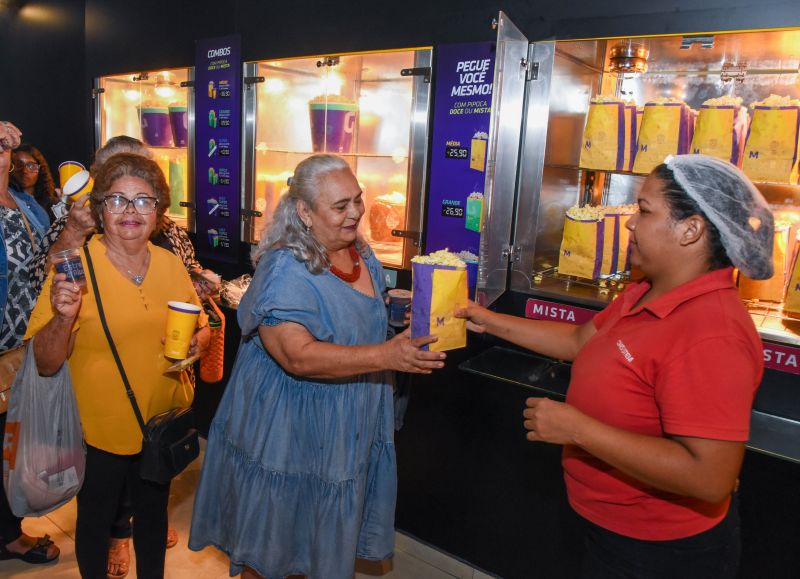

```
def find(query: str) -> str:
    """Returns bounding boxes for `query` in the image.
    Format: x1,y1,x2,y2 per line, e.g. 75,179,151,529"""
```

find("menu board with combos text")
195,35,242,263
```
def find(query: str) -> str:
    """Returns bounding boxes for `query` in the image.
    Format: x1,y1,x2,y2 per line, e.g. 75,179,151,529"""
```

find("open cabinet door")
478,11,528,306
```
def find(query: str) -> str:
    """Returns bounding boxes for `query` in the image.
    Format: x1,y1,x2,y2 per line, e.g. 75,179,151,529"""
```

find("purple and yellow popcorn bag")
632,99,693,174
410,251,468,352
742,95,800,184
690,97,750,166
558,206,605,280
600,205,638,276
579,98,628,171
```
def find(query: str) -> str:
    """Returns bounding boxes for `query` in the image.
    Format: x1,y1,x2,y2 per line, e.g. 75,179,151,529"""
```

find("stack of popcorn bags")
410,250,468,351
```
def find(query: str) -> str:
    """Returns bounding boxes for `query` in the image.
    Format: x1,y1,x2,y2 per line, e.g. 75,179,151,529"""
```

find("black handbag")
84,244,200,484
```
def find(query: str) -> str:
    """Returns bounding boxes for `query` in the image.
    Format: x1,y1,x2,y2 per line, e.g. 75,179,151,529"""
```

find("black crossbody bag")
84,244,199,484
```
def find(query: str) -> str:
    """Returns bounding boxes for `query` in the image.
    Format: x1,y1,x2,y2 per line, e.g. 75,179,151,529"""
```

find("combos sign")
525,298,800,376
195,35,242,263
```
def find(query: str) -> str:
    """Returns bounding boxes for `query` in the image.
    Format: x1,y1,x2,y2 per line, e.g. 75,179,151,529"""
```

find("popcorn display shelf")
549,163,800,187
257,148,408,160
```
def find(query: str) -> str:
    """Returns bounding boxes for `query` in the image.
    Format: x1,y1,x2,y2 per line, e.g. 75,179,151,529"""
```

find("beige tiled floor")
0,450,495,578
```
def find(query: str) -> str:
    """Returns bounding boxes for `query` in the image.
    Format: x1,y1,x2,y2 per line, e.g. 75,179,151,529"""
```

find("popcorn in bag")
742,95,800,184
465,192,484,232
558,206,605,280
632,98,694,175
737,224,791,302
410,250,468,352
785,233,800,318
600,204,639,276
470,131,488,172
690,96,750,166
579,97,631,171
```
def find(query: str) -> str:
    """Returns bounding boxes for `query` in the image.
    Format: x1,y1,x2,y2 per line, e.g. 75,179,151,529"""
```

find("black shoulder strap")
84,243,147,435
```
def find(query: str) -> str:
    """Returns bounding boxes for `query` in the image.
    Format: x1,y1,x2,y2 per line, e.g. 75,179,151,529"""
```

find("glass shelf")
550,163,800,187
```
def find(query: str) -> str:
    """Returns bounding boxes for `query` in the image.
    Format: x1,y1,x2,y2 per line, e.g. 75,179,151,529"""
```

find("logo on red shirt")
616,339,635,363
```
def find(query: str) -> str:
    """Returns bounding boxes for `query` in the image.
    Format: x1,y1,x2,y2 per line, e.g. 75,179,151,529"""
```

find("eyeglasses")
102,194,159,215
18,162,40,173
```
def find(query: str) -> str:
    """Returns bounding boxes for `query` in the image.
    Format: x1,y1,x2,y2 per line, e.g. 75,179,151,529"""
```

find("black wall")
0,0,88,174
4,0,798,172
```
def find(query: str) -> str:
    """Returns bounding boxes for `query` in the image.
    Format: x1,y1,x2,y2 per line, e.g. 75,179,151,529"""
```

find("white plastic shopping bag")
2,338,85,516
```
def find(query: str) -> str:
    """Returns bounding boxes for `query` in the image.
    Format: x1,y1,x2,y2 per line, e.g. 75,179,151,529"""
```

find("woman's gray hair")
90,135,153,176
251,154,367,273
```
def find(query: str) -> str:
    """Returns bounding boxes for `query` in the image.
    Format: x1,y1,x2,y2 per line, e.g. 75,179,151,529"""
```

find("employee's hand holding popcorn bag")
410,250,469,351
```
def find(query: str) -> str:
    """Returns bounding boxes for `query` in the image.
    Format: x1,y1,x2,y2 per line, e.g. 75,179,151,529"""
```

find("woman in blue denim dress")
189,155,445,579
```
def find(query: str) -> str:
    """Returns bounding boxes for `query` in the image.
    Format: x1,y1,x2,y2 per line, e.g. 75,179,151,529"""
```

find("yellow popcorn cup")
164,301,202,359
58,161,85,189
62,170,93,207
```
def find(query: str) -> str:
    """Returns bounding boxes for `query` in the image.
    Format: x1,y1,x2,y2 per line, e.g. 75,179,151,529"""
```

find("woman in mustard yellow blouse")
25,153,209,579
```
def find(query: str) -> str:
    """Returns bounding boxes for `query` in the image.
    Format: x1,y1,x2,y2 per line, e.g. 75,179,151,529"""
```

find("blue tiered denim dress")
189,247,396,579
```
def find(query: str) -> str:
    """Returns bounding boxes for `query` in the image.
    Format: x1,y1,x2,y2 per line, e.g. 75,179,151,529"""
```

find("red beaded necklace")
329,244,361,283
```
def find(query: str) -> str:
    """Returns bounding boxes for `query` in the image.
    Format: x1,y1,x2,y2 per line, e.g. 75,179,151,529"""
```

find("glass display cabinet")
93,67,195,229
241,48,432,270
511,29,800,348
462,21,800,462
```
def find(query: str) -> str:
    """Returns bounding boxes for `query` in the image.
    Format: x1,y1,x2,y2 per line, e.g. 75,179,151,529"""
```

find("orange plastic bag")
199,298,225,383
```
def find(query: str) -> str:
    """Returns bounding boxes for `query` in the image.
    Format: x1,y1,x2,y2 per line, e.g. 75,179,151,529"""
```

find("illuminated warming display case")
463,20,800,463
93,68,195,229
511,31,800,352
242,48,432,270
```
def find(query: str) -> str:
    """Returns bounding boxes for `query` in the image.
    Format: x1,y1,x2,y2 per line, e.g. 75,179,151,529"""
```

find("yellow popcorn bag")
632,99,693,174
624,104,638,171
470,131,488,172
410,251,468,352
579,99,627,171
690,97,750,166
742,96,800,184
558,206,605,280
785,237,800,318
600,205,638,276
738,225,790,302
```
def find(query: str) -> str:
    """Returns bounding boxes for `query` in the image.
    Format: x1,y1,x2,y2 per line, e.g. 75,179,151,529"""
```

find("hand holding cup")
163,301,202,359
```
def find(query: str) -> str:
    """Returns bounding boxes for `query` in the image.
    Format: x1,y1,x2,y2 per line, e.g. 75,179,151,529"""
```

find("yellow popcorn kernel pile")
752,94,800,108
411,249,467,268
602,203,639,216
703,96,744,107
566,205,604,221
647,97,685,105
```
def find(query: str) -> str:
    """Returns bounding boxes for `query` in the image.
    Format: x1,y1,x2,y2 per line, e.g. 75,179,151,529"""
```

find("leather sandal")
0,534,59,564
107,537,130,579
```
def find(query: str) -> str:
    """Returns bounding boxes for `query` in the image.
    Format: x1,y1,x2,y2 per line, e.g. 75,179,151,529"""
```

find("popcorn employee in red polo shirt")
457,154,774,579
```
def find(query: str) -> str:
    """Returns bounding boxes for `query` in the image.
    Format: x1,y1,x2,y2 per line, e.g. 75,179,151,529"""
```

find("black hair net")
664,154,774,280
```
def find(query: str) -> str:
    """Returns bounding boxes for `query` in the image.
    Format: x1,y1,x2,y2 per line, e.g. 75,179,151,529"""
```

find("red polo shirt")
564,267,763,540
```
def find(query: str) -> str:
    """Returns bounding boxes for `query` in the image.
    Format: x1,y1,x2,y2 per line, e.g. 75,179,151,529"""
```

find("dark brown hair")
652,163,732,271
91,153,170,235
10,143,58,208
